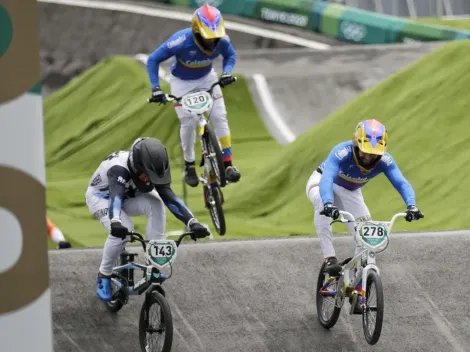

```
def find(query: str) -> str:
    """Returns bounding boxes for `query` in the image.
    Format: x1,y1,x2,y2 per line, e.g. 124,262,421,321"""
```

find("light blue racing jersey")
147,28,236,88
318,141,416,207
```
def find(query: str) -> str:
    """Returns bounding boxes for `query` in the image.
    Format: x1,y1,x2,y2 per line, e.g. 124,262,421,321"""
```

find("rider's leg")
170,75,199,187
205,71,240,182
338,187,371,256
122,190,166,241
86,192,134,301
306,170,341,275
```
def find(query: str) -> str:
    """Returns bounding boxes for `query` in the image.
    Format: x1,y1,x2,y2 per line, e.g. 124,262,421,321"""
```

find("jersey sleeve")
319,147,342,205
106,165,131,221
155,184,195,225
147,32,186,88
219,36,236,74
381,155,416,207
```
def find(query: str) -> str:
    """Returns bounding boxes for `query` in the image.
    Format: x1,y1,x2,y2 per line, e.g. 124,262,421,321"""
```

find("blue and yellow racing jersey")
318,141,416,207
147,28,236,88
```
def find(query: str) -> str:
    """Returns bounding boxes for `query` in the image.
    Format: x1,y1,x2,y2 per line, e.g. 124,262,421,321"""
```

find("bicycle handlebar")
146,77,237,104
127,231,197,252
333,210,407,225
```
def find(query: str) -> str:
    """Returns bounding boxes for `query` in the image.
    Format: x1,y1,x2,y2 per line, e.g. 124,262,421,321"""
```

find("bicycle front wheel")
139,290,173,352
203,123,227,187
316,262,341,329
362,270,384,345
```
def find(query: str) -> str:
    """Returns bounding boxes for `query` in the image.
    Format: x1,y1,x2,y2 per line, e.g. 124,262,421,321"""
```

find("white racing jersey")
86,150,194,224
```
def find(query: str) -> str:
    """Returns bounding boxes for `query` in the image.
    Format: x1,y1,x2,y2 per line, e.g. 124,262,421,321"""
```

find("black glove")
110,220,129,239
148,87,167,104
219,72,236,88
189,220,210,240
320,203,340,220
405,205,424,222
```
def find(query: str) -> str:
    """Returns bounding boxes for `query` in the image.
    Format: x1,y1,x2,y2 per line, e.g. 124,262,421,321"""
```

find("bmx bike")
147,77,237,236
316,210,423,345
104,230,203,352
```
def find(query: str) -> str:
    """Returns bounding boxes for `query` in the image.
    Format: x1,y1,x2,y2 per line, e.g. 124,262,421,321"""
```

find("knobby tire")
139,290,173,352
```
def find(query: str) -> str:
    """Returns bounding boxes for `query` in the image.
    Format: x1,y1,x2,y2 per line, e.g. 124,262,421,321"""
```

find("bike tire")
203,123,227,187
105,252,130,313
316,262,341,329
362,270,384,345
139,290,173,352
207,186,226,235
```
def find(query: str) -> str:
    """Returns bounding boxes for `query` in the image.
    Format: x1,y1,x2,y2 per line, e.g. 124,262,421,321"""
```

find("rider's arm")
219,36,236,74
319,148,342,205
106,165,131,221
147,34,181,88
382,155,416,207
154,183,195,226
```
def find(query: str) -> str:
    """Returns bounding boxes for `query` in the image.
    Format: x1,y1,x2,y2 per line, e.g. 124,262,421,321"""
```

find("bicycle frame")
196,115,218,187
111,261,166,296
167,80,230,187
321,211,407,308
110,231,194,301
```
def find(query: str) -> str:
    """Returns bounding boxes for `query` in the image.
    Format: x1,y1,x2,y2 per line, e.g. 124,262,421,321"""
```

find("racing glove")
219,72,236,88
110,220,129,239
188,218,210,240
405,205,424,222
149,87,167,104
321,203,340,220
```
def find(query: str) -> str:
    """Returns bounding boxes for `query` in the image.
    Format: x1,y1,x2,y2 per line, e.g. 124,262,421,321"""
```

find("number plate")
182,91,212,114
357,222,388,247
146,239,177,269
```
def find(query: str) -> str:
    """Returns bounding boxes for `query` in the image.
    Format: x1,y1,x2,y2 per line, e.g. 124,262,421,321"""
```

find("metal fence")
326,0,470,17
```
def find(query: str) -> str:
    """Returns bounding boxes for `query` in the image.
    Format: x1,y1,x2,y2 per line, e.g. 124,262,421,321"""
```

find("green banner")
337,8,397,44
395,21,460,43
254,0,315,30
134,0,470,45
317,3,344,38
189,0,258,16
170,0,191,6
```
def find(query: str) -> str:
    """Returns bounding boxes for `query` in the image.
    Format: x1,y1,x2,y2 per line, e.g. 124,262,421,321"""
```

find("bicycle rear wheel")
139,290,173,352
316,262,341,329
203,123,227,187
205,185,226,235
362,270,384,345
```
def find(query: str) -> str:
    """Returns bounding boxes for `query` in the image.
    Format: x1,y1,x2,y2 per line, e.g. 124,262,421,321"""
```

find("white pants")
85,189,166,276
306,171,371,259
170,70,230,163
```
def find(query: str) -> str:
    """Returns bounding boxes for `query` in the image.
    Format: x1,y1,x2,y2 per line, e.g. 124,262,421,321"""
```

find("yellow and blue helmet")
192,4,226,53
353,119,388,155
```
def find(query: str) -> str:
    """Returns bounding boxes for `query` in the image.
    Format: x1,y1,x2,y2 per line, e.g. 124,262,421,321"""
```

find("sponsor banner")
129,0,470,45
189,0,258,16
337,7,397,44
254,1,315,30
314,2,344,38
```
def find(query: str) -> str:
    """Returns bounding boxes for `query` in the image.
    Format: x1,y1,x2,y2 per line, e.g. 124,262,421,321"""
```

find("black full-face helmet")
128,137,171,186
